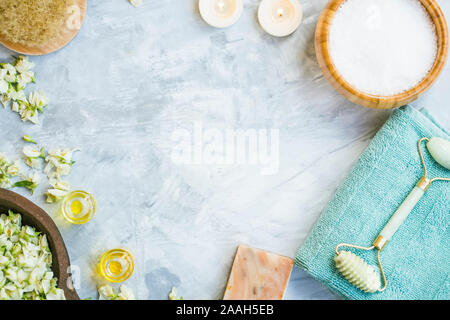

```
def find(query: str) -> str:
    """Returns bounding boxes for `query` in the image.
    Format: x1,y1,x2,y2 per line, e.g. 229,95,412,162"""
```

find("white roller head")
334,250,381,293
427,137,450,170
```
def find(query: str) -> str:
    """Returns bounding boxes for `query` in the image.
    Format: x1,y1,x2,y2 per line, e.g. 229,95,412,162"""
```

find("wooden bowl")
0,188,79,300
0,0,86,56
315,0,449,109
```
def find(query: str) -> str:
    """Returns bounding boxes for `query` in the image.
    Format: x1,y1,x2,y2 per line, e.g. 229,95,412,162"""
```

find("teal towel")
295,106,449,300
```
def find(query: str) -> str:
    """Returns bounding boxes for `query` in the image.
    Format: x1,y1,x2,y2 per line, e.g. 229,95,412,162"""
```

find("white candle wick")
277,8,285,17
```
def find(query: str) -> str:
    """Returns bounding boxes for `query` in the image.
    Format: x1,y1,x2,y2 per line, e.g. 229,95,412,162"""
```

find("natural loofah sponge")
0,0,75,47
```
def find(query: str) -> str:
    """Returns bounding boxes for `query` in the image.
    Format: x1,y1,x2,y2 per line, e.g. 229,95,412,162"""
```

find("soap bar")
223,245,294,300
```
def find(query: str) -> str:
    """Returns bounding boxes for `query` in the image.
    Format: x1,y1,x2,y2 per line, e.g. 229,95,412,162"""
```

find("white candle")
258,0,303,37
199,0,243,28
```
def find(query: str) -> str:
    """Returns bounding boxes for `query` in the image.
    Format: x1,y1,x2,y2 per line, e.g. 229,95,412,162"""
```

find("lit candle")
258,0,303,37
199,0,244,28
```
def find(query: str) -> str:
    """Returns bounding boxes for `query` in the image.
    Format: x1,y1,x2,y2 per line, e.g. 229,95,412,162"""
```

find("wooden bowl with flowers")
0,188,79,300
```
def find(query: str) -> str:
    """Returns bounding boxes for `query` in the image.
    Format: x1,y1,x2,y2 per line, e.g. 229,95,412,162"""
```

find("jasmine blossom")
13,172,40,194
45,179,70,203
23,145,42,158
44,148,79,179
98,284,135,300
6,161,20,177
0,154,20,188
129,0,143,7
1,63,17,83
0,75,7,95
13,56,35,74
168,287,183,300
23,145,44,170
28,90,48,112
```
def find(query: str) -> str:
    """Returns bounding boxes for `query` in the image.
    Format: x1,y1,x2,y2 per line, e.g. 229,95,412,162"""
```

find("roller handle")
379,186,425,242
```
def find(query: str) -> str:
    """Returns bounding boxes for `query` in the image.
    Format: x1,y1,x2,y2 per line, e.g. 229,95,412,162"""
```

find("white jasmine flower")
0,79,8,95
98,285,116,300
0,177,11,189
117,285,135,300
20,108,40,124
0,153,9,164
45,288,66,300
0,68,7,80
0,154,21,189
8,88,27,103
1,94,10,108
28,90,48,112
56,163,72,177
98,284,136,300
45,189,69,203
2,63,16,74
129,0,143,7
16,71,35,90
0,289,7,300
23,145,44,169
45,179,70,203
43,162,54,176
60,148,77,163
13,172,40,194
11,101,20,112
49,178,70,191
1,63,17,83
24,157,42,170
168,287,182,300
12,100,40,124
23,145,42,158
8,91,41,124
14,56,35,74
44,148,79,179
6,160,20,176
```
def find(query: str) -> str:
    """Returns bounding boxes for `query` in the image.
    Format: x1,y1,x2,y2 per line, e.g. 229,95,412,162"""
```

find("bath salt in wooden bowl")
315,0,448,109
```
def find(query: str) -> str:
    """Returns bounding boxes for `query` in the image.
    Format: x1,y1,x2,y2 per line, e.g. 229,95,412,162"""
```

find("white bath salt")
328,0,437,96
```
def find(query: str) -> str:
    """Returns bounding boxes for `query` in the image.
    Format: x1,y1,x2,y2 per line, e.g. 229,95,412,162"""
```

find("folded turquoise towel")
295,106,449,300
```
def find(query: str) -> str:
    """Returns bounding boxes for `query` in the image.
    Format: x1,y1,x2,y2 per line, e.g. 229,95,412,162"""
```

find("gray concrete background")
0,0,448,299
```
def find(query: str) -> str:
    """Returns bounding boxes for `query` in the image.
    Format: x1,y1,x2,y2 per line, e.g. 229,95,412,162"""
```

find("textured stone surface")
0,0,448,300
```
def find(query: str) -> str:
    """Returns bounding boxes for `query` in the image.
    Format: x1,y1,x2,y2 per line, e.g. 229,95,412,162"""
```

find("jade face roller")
334,137,450,293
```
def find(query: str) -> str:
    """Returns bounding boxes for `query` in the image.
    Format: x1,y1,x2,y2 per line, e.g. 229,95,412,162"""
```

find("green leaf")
12,180,37,194
13,181,34,188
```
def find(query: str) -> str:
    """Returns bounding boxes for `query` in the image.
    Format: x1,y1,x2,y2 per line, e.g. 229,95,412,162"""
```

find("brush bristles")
0,0,75,47
334,250,381,293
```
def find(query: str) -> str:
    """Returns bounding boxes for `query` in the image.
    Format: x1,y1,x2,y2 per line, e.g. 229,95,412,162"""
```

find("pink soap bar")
223,245,294,300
